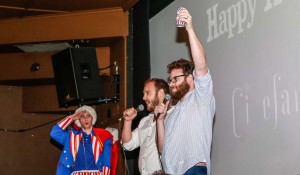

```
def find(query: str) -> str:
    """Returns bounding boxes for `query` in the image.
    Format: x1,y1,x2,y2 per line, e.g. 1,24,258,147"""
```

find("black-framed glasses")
168,74,186,84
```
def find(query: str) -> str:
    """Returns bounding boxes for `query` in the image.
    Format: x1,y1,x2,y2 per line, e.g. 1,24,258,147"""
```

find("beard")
147,95,160,112
171,80,190,100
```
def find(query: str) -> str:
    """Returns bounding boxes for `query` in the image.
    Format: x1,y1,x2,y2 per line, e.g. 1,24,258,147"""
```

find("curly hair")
167,58,194,75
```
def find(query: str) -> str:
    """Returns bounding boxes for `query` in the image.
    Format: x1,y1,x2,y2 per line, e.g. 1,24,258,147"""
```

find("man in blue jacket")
50,105,113,175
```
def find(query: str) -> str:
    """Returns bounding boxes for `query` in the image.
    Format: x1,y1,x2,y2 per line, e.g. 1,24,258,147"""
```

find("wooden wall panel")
0,8,128,44
0,47,111,82
22,85,77,113
110,37,127,109
96,47,111,75
0,52,55,81
0,85,62,175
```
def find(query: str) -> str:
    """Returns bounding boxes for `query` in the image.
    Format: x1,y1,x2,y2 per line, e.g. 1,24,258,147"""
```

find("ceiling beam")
122,0,139,11
0,7,128,45
0,5,69,13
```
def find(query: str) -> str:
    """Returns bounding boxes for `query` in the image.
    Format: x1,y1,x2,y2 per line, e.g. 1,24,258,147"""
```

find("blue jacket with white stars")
50,115,112,175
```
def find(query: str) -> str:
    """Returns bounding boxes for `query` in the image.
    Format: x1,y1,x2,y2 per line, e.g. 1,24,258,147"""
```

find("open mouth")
145,101,150,106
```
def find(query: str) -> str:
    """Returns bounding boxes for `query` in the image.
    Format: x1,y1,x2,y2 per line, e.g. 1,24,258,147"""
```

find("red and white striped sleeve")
57,115,73,130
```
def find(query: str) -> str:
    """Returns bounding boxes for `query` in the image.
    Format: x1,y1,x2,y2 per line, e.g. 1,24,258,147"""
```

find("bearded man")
156,8,216,175
121,78,170,175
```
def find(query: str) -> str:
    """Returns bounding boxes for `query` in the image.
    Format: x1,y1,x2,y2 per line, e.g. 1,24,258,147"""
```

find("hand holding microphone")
120,104,144,122
155,94,171,120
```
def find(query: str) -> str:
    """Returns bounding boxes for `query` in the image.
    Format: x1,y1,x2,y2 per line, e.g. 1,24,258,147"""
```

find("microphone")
136,104,145,112
157,94,171,118
119,104,145,122
163,94,171,104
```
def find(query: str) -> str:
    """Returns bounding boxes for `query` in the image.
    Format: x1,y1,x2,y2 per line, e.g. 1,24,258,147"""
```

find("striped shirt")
162,70,215,175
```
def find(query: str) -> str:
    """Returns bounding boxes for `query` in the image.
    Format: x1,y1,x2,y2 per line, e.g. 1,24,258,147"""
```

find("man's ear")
187,74,194,84
157,89,165,101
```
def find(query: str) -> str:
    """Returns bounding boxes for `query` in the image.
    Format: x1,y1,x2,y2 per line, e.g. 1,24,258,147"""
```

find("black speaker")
51,47,103,108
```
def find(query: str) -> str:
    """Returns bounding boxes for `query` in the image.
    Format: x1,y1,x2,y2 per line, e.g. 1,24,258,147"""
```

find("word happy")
206,0,283,42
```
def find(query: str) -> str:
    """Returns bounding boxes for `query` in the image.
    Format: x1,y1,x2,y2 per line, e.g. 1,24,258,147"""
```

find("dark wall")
132,0,151,108
124,1,151,174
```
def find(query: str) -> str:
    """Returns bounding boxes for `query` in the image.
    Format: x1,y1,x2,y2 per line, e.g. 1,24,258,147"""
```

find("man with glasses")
156,8,216,175
50,105,113,175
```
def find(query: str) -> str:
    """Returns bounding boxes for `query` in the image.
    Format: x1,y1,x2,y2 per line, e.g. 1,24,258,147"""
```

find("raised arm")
50,111,85,145
121,107,137,143
178,8,208,77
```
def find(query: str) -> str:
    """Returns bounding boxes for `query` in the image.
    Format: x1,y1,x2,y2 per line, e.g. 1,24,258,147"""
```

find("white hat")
74,105,97,128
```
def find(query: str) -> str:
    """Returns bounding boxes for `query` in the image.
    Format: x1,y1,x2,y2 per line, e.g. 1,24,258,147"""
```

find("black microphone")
157,94,171,118
119,104,145,122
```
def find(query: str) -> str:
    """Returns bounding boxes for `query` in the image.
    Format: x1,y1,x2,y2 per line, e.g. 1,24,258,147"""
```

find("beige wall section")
0,85,62,175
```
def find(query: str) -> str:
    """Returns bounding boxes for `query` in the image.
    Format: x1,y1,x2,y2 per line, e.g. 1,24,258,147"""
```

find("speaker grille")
51,47,103,108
